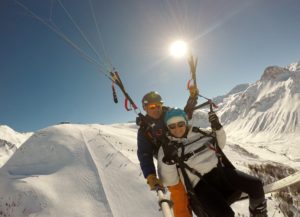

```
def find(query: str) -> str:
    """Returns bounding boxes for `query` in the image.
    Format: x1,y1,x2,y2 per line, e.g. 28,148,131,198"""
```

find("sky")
1,0,300,132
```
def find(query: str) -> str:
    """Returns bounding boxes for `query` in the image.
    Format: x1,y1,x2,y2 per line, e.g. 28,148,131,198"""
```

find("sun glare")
169,40,188,58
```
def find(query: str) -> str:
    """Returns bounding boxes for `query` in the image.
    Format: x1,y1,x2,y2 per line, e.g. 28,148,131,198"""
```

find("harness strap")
182,144,208,161
183,134,212,148
139,107,170,152
173,127,241,207
191,127,226,166
192,127,211,136
174,127,226,180
176,150,208,217
181,161,204,178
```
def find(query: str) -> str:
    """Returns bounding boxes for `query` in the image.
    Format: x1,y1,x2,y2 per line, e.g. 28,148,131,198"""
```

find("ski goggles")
147,103,162,110
167,121,186,130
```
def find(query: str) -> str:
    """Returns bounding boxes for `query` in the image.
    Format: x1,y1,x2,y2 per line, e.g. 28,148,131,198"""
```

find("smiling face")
165,108,188,138
168,121,187,138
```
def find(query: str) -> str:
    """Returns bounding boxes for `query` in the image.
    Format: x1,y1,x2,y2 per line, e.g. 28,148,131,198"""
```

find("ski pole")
156,187,173,217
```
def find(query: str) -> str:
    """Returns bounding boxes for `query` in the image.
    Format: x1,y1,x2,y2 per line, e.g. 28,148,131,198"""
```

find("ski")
239,170,300,200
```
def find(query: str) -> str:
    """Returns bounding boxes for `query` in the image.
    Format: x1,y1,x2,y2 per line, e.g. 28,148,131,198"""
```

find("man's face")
144,103,163,119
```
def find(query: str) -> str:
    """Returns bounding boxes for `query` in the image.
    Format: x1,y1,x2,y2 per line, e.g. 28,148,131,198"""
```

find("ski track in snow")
79,128,115,216
0,125,115,217
78,125,160,217
78,128,114,217
0,124,161,217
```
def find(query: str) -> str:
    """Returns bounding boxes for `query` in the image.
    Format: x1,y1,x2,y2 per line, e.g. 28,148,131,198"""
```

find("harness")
167,127,224,171
161,127,241,216
167,128,211,217
189,127,228,169
138,107,169,157
168,127,236,180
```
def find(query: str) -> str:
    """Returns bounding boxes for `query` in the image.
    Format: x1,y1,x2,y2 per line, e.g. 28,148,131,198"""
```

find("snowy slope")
0,125,32,167
221,61,300,164
0,124,161,217
213,83,250,105
0,123,289,217
220,63,299,134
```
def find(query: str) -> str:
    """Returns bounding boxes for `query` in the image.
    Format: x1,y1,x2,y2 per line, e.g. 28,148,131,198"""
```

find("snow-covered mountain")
193,60,300,162
0,125,32,146
221,61,300,161
213,83,250,105
0,125,32,167
0,124,162,217
220,61,300,133
0,123,285,217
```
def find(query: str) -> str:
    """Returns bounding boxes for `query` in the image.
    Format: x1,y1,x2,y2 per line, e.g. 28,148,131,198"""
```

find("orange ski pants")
168,181,192,217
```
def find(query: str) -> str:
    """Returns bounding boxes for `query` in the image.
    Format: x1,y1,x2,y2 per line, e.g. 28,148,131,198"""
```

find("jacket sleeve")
184,96,198,120
215,127,226,149
157,147,179,186
137,129,156,178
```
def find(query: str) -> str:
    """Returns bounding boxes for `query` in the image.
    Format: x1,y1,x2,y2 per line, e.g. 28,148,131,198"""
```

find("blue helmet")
164,108,188,126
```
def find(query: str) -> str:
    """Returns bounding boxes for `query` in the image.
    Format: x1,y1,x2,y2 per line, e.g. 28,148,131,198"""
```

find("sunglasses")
147,103,162,110
168,121,186,130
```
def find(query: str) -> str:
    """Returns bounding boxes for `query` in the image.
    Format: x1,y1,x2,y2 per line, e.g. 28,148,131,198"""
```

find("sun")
169,40,188,58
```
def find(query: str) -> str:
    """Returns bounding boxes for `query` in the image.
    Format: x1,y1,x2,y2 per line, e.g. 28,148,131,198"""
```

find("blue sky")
1,0,300,132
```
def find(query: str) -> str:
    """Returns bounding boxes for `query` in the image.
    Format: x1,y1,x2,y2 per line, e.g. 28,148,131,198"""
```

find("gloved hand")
188,85,199,98
146,174,163,191
208,112,223,131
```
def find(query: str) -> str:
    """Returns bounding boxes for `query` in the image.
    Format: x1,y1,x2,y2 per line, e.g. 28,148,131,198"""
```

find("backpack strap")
137,108,170,156
191,127,236,169
182,145,208,161
175,126,241,206
175,145,208,217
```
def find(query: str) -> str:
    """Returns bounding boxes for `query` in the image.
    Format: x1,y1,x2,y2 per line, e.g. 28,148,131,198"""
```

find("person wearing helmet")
157,108,267,217
137,91,166,186
137,91,196,217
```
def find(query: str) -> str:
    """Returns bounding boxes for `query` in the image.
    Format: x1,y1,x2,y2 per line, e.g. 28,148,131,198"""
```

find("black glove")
162,142,179,165
208,112,222,131
184,96,198,120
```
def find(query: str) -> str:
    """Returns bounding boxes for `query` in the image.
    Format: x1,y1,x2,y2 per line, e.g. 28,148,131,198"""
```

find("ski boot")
249,200,268,217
